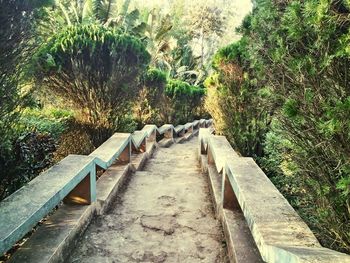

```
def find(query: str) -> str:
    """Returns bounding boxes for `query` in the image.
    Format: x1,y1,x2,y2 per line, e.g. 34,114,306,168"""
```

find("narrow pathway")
69,138,227,263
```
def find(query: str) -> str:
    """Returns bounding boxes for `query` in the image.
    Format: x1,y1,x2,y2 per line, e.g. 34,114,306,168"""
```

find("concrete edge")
8,204,97,263
201,154,263,263
96,164,132,215
199,134,350,263
8,136,163,263
221,209,263,263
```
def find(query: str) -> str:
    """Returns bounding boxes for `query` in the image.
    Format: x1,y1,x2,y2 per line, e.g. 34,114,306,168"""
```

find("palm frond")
56,0,71,26
82,0,93,22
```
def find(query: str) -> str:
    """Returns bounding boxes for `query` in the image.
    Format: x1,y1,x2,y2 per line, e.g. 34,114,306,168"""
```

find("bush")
205,41,271,158
0,131,56,200
0,106,73,200
133,68,167,126
34,24,151,146
53,128,94,163
251,1,350,252
17,107,73,139
210,0,350,253
165,79,205,125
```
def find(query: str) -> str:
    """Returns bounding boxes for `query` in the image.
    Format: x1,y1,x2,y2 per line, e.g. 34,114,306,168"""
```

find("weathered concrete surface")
225,157,350,262
68,138,228,263
131,131,148,149
207,136,239,174
89,133,131,169
8,203,97,263
0,155,96,255
199,153,263,263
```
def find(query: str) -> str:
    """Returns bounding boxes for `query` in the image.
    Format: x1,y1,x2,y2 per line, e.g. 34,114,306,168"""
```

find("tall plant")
34,24,150,145
0,0,52,200
165,79,205,124
133,68,167,126
205,40,271,158
208,0,350,252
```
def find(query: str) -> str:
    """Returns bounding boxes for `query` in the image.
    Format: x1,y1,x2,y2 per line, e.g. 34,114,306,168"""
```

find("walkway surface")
68,138,228,263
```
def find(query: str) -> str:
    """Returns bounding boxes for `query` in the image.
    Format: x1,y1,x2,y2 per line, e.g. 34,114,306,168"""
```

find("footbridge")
0,119,349,263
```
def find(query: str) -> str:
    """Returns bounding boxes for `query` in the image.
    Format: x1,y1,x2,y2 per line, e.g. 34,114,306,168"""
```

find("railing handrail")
199,128,350,263
0,118,212,256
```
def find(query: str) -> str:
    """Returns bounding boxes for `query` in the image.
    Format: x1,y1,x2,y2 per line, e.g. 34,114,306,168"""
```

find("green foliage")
18,108,73,139
144,68,167,86
166,80,205,99
134,68,167,126
14,132,57,178
39,0,132,32
212,41,246,66
0,0,54,201
211,0,350,253
0,0,51,146
34,23,150,145
283,99,299,118
165,79,205,124
205,39,271,157
134,68,206,127
0,130,58,201
0,105,74,200
142,9,176,71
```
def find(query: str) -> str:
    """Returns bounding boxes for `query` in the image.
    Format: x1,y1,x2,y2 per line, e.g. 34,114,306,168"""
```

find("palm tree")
142,9,176,71
40,0,129,34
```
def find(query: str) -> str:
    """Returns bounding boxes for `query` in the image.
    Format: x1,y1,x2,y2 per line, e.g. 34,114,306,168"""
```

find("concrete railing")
198,128,350,263
0,119,212,262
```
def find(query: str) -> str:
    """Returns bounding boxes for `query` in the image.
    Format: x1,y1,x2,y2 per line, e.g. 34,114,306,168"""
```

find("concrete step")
201,154,263,263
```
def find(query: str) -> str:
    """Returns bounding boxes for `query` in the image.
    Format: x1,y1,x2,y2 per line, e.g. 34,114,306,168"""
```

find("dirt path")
68,138,227,263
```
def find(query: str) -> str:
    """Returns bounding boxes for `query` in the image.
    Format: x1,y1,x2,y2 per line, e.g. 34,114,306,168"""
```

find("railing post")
164,128,173,139
116,141,131,164
64,164,96,205
222,169,240,211
207,145,215,165
132,138,146,153
148,129,156,142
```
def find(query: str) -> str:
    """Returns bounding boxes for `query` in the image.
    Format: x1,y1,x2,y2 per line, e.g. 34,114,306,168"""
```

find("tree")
205,40,271,158
142,9,177,71
187,5,226,68
34,24,150,145
38,0,139,35
0,0,52,199
165,79,205,124
0,0,51,142
208,0,350,253
133,68,167,126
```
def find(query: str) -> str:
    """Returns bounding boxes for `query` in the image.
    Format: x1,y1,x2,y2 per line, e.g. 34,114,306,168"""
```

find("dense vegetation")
0,0,54,200
205,0,350,253
34,24,151,145
0,0,233,200
1,0,349,256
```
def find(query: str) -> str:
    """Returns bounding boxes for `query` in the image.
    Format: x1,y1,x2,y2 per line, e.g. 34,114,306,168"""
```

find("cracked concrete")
68,138,228,263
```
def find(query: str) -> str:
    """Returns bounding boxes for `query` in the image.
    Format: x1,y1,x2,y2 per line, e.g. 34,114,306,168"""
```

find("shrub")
165,79,205,124
133,68,167,126
0,131,56,200
53,128,94,163
17,107,73,139
249,1,350,251
205,41,271,158
34,24,151,146
211,0,350,252
0,105,73,200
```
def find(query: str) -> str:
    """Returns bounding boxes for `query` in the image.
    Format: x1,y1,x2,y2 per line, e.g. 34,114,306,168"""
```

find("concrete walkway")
68,138,227,263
